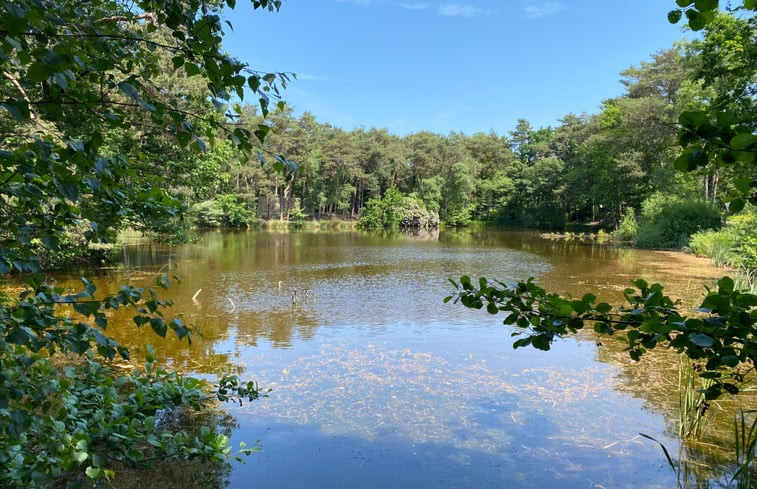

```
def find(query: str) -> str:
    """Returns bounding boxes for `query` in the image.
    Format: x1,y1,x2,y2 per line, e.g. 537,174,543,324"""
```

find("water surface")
64,230,743,488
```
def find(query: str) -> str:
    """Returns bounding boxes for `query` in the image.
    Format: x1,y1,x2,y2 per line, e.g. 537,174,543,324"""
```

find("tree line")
164,11,754,236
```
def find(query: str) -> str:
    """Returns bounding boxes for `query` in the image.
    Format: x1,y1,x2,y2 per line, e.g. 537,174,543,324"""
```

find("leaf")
667,9,683,23
184,62,201,77
118,81,140,101
728,198,746,213
694,0,718,10
596,302,612,314
722,383,739,395
717,276,735,293
678,111,708,129
1,101,27,121
73,451,89,464
730,133,757,150
248,75,260,92
58,183,79,202
26,62,51,82
688,11,707,30
688,332,714,348
172,56,184,69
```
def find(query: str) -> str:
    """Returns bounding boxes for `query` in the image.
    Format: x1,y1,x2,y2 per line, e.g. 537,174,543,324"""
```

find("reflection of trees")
230,307,321,348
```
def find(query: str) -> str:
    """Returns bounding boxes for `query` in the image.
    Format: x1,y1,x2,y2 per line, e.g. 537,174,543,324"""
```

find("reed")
678,355,715,440
731,410,757,489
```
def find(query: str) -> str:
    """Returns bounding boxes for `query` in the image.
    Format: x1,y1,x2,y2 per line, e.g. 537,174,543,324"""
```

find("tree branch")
2,71,36,120
93,12,158,26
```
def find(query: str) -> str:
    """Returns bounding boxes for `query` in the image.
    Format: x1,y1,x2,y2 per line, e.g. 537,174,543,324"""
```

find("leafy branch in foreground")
0,274,264,488
446,275,757,399
2,1,288,486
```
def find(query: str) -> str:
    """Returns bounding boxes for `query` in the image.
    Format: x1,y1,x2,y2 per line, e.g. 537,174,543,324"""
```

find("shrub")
689,206,757,279
191,195,256,228
636,195,722,249
612,207,639,242
357,188,439,230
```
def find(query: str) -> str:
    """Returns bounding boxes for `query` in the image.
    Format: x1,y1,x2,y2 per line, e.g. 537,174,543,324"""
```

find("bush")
636,194,722,249
191,195,256,228
689,207,757,278
357,188,439,230
0,278,261,488
612,207,639,242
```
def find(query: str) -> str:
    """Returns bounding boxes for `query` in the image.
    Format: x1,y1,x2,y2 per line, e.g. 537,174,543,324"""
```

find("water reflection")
42,230,744,488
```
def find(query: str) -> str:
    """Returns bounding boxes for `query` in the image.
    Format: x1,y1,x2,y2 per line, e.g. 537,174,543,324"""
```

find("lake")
56,229,747,488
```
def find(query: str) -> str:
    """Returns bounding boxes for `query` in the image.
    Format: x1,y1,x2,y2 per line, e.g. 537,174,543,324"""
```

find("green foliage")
447,275,757,400
0,277,262,488
287,200,308,227
732,410,757,489
357,188,439,230
635,194,722,248
678,354,715,440
690,207,757,281
613,207,639,241
0,0,288,486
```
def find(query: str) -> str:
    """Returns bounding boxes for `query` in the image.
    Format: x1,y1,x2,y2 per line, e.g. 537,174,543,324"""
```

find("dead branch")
2,71,36,120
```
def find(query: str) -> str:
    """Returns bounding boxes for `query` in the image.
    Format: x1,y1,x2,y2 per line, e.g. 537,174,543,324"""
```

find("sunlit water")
51,230,749,488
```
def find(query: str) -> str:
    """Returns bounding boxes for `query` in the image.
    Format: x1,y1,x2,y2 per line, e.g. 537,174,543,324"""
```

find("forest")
165,15,756,234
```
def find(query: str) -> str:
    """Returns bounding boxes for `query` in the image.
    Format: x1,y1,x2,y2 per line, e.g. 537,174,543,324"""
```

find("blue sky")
223,1,692,135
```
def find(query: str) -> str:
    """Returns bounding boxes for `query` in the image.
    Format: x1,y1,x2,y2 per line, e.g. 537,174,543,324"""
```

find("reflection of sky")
225,331,676,489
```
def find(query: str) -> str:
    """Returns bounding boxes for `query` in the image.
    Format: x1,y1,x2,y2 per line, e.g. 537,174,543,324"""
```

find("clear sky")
223,1,692,136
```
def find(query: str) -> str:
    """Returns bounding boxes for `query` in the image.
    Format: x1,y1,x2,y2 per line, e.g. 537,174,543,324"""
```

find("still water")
68,230,744,488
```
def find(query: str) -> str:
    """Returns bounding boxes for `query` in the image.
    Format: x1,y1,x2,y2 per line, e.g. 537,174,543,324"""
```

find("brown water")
50,230,753,488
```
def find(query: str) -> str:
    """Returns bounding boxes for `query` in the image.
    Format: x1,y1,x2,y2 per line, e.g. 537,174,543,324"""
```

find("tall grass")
679,355,715,440
731,410,757,489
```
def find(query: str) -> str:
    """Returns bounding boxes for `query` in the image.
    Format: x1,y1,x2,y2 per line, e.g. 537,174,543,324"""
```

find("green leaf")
596,302,612,314
1,101,28,121
728,198,746,213
532,334,551,351
26,62,51,82
678,111,708,128
118,81,140,100
185,62,201,77
667,9,683,23
688,11,707,30
58,183,79,202
676,0,695,6
722,383,739,395
73,451,88,464
248,75,260,92
717,276,734,293
694,0,718,10
688,332,714,348
172,56,184,69
730,133,757,150
721,355,739,367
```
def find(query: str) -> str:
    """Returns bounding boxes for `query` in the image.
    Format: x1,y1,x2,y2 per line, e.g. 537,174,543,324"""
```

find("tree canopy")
0,1,287,486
